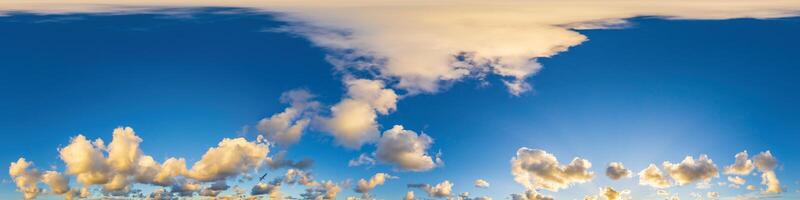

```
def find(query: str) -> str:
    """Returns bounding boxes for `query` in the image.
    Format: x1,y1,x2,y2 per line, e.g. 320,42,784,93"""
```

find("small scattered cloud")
511,148,594,191
474,179,490,188
606,162,632,180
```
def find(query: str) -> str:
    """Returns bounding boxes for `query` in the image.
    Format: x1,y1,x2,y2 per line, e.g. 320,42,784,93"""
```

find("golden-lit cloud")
605,162,632,180
474,179,490,188
638,164,671,189
375,125,441,171
662,155,719,186
510,148,594,191
408,180,453,198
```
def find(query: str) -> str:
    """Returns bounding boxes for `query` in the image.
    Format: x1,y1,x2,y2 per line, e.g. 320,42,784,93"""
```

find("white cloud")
662,155,719,186
511,148,594,191
510,190,554,200
404,191,414,200
638,164,671,189
474,179,490,188
605,162,632,180
257,89,319,146
599,187,630,200
707,191,719,199
186,137,270,182
724,151,755,175
323,79,398,149
752,151,781,193
728,176,746,185
408,180,453,198
355,173,394,195
375,125,441,171
657,190,669,196
8,158,42,200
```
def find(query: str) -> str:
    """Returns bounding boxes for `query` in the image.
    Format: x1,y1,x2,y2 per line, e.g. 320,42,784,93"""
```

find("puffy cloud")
752,151,777,172
760,171,781,193
752,151,781,193
510,148,594,191
300,180,342,200
348,153,376,167
9,158,42,200
257,89,319,146
707,191,719,199
404,191,414,200
324,79,397,149
746,185,756,190
662,155,719,186
375,125,441,171
474,179,490,188
106,127,143,174
408,180,453,198
728,176,746,185
724,151,755,175
355,173,394,195
41,171,70,195
638,164,671,188
599,187,630,200
186,137,270,182
605,162,632,180
510,190,554,200
59,134,112,186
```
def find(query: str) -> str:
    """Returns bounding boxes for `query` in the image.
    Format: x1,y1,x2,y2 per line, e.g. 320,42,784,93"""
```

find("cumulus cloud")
510,190,554,200
323,79,398,149
752,151,781,193
408,180,453,198
728,176,746,185
599,187,630,200
707,191,719,199
186,137,270,182
258,89,319,146
474,179,490,188
605,162,632,180
638,164,671,188
9,158,42,200
510,148,594,191
404,191,414,200
724,151,755,175
662,155,719,186
375,125,441,171
355,173,394,196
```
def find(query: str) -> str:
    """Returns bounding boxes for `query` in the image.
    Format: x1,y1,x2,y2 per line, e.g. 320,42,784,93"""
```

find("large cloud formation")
510,148,594,191
2,0,800,150
11,127,271,199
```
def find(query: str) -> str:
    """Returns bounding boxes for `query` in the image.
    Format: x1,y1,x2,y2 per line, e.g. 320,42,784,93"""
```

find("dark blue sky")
1,8,798,199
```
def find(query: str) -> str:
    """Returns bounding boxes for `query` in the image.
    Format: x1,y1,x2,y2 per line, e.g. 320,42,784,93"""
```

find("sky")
1,1,800,200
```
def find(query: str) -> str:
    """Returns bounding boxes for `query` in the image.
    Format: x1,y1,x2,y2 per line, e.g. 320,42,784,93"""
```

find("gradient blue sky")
1,7,799,200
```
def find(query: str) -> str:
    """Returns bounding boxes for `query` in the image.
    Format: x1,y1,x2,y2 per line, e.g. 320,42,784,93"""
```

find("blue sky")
1,6,799,200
